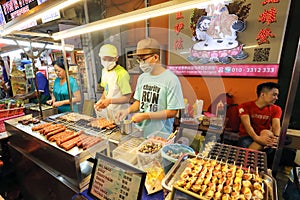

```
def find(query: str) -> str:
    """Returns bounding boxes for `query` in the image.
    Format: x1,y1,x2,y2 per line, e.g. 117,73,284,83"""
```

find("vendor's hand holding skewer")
94,99,112,110
46,99,53,105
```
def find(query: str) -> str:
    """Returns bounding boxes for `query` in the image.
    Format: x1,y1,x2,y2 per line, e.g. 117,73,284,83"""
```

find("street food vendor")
15,66,50,104
238,82,282,151
115,38,184,137
94,44,132,120
46,58,81,113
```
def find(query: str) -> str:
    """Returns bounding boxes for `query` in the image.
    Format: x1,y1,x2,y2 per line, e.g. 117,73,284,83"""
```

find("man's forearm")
143,110,178,120
19,91,37,100
128,101,140,113
240,115,260,142
111,94,131,104
272,118,281,137
244,126,259,141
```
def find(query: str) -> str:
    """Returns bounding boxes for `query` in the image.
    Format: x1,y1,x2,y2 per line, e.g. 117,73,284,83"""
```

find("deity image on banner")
188,2,249,64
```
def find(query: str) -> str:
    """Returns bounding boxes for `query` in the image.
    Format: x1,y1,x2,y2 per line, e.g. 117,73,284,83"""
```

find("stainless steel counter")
5,115,108,193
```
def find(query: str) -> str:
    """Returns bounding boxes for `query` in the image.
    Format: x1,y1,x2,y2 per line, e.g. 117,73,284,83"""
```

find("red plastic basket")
0,112,25,133
0,120,5,132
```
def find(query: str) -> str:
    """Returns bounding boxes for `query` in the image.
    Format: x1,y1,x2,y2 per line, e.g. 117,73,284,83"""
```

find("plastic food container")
146,131,174,144
112,137,145,164
136,139,165,168
161,143,195,174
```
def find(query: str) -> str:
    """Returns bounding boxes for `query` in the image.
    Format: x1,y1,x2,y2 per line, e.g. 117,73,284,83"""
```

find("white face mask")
101,60,116,70
139,62,153,73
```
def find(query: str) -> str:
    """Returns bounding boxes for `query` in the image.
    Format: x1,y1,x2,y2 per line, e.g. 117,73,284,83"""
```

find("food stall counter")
4,114,108,198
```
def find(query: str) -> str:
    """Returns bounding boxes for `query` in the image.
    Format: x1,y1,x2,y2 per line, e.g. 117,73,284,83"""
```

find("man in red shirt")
238,82,282,150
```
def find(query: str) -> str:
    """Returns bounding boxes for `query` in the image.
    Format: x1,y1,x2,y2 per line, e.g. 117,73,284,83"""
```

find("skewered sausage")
45,127,66,139
76,134,91,147
31,123,52,131
43,124,64,135
56,130,83,145
39,124,63,135
82,137,102,150
48,130,73,142
60,136,81,151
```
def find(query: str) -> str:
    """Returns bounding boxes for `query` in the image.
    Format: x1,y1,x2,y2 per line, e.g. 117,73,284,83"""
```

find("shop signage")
41,10,60,23
168,0,291,77
88,153,146,200
1,0,38,22
38,0,61,23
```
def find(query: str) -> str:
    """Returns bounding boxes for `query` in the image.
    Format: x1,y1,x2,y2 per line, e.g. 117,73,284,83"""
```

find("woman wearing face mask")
94,44,132,120
46,58,81,113
115,38,185,138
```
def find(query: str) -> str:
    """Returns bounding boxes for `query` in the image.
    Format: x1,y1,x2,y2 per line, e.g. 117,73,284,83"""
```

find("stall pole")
272,37,300,176
145,0,150,37
15,39,46,118
31,57,43,118
61,39,73,112
83,0,98,101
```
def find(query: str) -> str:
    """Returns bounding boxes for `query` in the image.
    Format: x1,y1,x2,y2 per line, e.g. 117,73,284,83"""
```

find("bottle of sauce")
216,100,225,127
216,100,225,118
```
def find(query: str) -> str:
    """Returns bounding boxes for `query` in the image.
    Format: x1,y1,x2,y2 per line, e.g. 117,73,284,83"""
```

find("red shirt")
238,101,282,137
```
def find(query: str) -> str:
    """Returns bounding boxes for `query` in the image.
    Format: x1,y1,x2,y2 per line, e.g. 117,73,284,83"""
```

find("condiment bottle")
190,131,202,154
216,100,225,118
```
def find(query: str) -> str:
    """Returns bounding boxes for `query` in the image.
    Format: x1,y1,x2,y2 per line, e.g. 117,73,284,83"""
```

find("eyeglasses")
136,54,154,64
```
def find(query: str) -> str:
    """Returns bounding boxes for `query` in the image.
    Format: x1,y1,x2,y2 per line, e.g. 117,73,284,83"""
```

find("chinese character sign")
168,0,290,77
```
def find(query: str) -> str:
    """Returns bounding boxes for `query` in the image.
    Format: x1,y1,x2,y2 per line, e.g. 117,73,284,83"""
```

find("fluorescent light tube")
52,0,212,40
0,38,74,51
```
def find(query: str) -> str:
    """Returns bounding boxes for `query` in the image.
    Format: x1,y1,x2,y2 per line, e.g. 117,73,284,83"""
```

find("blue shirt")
53,76,79,113
1,65,8,83
30,72,50,104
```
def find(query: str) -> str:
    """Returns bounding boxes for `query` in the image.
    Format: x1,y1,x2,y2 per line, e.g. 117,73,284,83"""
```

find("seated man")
238,82,282,150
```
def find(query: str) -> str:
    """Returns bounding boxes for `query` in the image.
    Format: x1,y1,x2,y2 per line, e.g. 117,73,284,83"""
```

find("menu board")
88,153,146,200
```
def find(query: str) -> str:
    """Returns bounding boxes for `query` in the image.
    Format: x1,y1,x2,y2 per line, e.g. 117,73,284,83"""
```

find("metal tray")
46,113,120,137
162,154,277,200
207,143,267,173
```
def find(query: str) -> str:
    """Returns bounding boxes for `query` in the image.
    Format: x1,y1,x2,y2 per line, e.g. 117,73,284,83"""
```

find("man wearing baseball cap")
94,44,132,120
116,38,184,137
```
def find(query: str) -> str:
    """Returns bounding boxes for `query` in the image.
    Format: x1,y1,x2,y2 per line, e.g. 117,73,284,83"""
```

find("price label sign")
88,153,146,200
25,64,35,79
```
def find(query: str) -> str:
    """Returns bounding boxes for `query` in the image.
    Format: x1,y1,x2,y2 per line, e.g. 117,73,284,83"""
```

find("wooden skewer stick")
167,129,178,141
